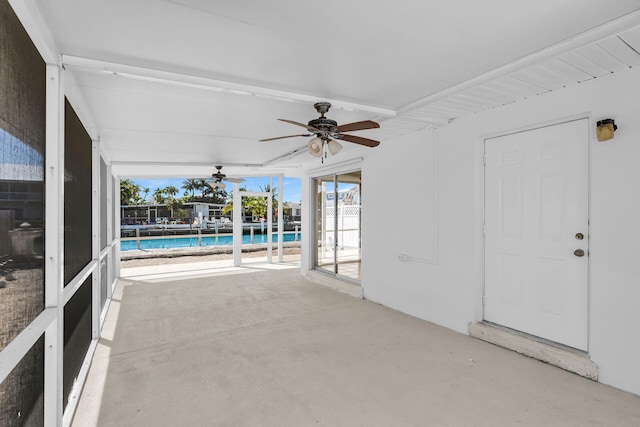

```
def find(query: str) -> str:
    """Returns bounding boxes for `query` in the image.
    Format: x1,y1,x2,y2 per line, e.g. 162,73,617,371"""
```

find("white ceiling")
29,0,640,177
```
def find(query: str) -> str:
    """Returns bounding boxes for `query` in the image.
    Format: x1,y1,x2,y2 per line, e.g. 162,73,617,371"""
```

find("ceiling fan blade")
259,134,311,142
335,120,380,133
337,133,380,148
225,177,245,183
278,118,320,133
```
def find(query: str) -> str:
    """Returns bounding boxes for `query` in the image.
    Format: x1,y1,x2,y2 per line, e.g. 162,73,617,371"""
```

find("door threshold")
468,322,597,380
306,269,362,299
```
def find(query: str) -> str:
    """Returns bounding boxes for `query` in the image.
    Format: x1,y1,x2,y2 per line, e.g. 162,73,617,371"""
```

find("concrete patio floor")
73,263,640,426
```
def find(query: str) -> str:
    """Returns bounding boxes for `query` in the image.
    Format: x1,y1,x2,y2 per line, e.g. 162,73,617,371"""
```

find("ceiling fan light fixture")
209,180,223,189
327,139,342,155
308,137,323,157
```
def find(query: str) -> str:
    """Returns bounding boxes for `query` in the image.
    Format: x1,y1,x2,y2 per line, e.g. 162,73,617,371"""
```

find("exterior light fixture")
596,119,617,142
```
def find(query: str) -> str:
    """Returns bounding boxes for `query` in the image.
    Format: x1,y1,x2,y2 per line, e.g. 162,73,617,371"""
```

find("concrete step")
469,322,597,380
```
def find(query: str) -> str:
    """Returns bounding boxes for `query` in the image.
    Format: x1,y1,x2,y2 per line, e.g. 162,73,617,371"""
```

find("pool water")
121,232,301,251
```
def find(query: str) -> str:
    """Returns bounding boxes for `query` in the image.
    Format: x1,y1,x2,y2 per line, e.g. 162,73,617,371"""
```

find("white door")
484,119,589,351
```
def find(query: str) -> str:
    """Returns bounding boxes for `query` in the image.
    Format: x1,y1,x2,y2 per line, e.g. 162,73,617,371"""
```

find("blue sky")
131,176,301,203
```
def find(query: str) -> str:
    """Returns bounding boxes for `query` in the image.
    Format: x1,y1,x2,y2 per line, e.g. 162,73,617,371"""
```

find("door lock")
575,233,584,240
574,249,585,257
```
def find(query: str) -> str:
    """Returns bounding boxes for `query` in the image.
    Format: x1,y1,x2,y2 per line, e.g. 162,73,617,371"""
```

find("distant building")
121,202,228,225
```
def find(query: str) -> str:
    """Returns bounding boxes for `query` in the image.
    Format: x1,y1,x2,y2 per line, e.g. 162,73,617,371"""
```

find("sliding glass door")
314,171,361,281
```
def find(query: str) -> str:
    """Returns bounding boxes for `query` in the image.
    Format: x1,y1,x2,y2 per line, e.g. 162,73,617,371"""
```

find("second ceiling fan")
209,165,244,190
260,102,381,159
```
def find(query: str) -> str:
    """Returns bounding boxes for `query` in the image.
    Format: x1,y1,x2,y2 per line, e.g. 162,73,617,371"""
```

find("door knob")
574,249,585,257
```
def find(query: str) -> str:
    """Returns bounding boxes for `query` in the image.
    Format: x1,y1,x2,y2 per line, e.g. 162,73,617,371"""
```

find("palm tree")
182,179,198,198
261,184,278,218
141,187,150,203
152,188,165,204
197,178,209,192
222,185,278,221
120,179,141,205
164,185,179,198
221,186,246,216
166,197,182,219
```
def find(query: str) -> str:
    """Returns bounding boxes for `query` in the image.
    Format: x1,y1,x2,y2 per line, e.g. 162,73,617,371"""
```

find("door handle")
574,249,585,257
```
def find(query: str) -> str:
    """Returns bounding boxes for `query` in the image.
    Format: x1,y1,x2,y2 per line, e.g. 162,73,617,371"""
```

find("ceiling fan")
209,165,244,190
260,102,381,160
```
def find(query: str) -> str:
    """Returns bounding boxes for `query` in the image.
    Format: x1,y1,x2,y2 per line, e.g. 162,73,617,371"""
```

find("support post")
267,177,273,264
44,63,64,427
91,139,100,340
278,174,283,263
232,182,242,266
105,163,114,298
113,174,121,283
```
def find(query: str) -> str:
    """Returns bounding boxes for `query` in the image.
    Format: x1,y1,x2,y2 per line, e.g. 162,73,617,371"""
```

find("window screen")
100,157,108,249
64,99,92,285
0,336,45,426
0,0,46,353
63,275,92,410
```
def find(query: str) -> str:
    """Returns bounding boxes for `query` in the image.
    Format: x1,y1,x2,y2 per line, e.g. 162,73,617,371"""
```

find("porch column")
232,182,242,266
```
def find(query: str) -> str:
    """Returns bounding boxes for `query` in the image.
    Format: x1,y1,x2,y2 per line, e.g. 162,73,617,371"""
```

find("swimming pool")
120,232,301,251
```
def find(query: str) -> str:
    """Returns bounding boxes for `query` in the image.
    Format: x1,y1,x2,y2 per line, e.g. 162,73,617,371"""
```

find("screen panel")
63,275,92,410
0,0,46,352
112,176,117,242
64,99,92,285
100,157,108,249
100,257,108,310
0,335,45,426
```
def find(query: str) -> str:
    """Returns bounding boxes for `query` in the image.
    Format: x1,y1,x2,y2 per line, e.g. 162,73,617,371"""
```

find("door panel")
484,119,589,350
335,173,361,280
313,172,362,281
315,176,335,273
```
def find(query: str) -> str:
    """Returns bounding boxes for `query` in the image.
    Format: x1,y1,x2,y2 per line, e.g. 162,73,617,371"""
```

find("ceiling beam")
62,55,397,118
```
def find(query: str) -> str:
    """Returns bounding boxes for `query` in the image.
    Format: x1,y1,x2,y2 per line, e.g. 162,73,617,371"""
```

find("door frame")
308,162,363,284
477,114,592,350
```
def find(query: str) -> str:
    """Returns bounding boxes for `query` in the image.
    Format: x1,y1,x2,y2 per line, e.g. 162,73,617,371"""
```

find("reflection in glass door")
315,175,335,274
314,171,361,281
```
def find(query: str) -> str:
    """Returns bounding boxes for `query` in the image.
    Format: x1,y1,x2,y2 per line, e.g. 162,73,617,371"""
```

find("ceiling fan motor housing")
308,117,338,137
309,102,337,139
212,165,226,180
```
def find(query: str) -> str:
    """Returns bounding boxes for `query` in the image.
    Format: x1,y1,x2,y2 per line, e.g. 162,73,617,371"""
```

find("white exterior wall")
360,66,640,396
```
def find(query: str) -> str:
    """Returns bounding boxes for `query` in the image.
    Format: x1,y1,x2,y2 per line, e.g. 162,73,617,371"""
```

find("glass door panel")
313,171,362,281
335,172,361,280
314,175,335,273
